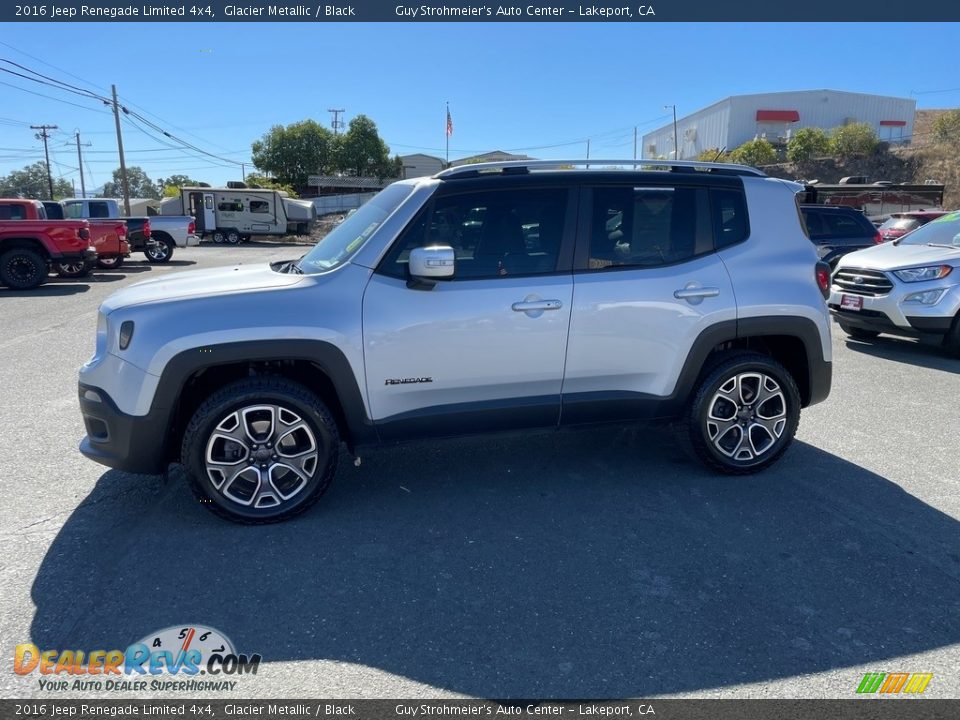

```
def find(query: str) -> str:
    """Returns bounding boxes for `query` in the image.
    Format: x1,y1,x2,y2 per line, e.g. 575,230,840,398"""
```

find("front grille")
832,267,893,296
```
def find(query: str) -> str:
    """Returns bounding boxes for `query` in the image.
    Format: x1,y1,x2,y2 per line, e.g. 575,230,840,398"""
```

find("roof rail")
435,159,767,179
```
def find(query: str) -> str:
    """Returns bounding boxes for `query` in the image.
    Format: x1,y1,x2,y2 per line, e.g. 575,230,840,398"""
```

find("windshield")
897,211,960,247
296,184,414,274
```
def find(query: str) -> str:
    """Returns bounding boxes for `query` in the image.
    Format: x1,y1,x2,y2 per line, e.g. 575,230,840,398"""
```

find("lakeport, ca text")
14,4,656,19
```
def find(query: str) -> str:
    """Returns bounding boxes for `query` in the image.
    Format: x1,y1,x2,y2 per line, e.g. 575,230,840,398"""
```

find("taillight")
873,230,883,244
79,227,90,240
815,261,831,299
143,220,151,238
117,223,127,238
188,220,196,235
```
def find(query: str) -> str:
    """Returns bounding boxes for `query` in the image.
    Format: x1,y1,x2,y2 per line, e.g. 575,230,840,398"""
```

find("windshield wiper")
925,243,960,250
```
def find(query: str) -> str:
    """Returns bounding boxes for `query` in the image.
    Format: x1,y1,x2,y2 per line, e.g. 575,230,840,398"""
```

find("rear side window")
0,204,27,220
249,200,270,214
586,186,702,269
88,201,110,218
711,189,749,249
823,212,873,237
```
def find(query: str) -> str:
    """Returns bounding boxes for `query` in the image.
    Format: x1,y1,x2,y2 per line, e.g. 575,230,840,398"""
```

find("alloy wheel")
705,372,787,462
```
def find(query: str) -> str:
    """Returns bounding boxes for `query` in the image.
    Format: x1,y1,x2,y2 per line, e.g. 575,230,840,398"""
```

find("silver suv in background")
78,160,833,523
829,210,960,353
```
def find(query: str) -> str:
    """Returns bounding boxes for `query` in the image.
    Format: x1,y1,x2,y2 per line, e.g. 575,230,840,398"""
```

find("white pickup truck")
61,198,199,264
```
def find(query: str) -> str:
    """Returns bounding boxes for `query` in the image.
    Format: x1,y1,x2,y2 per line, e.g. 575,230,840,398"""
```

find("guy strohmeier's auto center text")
13,3,656,20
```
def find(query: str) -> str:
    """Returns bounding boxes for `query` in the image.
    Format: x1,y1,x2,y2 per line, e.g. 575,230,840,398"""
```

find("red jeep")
0,199,96,289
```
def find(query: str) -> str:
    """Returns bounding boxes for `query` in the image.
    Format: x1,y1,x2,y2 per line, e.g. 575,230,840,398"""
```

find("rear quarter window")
711,188,749,249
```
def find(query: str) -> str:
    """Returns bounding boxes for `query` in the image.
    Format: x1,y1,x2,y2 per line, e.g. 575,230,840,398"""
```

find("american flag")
446,108,453,137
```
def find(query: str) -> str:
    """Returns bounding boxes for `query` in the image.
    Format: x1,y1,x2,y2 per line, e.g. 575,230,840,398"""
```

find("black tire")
212,230,227,244
683,352,801,475
181,377,340,524
837,320,880,340
0,248,48,290
225,229,241,245
144,236,174,264
97,255,125,269
55,260,92,278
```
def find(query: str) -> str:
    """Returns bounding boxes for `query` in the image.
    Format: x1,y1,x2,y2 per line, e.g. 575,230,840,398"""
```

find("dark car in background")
877,210,949,242
800,205,881,268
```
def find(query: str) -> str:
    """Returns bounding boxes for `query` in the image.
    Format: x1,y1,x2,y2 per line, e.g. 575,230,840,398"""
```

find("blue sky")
0,22,958,190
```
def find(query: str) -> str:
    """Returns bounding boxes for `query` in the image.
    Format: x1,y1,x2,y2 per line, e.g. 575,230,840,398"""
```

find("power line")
0,79,112,114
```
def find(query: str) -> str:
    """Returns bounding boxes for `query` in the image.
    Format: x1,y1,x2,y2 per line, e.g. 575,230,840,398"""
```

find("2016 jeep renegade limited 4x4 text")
78,160,833,523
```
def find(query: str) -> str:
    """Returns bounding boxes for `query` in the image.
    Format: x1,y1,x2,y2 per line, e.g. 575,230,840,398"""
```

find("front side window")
587,186,700,269
379,188,567,279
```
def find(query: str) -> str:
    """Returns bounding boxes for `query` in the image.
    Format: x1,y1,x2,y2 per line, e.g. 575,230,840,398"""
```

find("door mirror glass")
409,245,455,280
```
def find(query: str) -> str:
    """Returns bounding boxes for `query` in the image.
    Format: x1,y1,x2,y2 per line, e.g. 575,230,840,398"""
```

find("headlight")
892,265,953,283
902,289,947,305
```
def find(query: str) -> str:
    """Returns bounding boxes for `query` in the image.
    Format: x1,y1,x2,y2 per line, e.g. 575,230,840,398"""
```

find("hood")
836,241,960,271
100,263,304,314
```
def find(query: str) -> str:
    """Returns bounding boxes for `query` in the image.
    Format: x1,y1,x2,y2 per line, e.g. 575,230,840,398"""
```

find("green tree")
786,127,831,162
0,161,72,200
251,120,335,190
157,174,201,197
729,138,776,167
100,166,161,199
829,123,879,158
696,148,732,162
932,109,960,143
333,114,393,178
243,172,299,198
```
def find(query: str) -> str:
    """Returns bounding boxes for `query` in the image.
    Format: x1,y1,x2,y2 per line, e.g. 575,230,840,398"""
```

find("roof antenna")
713,147,727,162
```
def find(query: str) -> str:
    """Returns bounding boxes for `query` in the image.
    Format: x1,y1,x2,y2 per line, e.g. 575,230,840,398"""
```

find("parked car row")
0,197,200,289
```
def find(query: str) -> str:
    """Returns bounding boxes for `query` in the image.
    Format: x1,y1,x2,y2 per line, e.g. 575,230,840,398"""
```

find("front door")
363,185,576,440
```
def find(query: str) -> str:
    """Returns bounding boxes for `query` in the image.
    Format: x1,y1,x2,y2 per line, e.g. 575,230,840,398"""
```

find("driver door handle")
673,287,720,300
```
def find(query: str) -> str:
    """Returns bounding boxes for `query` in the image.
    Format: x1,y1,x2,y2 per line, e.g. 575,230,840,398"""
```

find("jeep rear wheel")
182,378,340,524
1,248,48,290
685,353,800,474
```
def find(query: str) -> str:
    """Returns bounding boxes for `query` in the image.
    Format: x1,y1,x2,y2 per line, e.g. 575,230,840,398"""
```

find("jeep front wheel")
182,378,340,523
685,353,800,474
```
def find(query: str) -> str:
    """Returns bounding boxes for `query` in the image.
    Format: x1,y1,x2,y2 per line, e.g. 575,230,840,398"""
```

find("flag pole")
445,101,449,166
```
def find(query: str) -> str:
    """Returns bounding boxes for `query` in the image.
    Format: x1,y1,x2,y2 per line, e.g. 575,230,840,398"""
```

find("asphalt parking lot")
1,243,958,700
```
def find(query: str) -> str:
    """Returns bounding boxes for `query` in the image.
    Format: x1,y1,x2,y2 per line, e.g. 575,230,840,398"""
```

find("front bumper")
78,383,170,475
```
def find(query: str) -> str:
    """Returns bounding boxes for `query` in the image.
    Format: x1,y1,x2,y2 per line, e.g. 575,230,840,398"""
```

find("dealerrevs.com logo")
14,625,261,692
856,672,933,695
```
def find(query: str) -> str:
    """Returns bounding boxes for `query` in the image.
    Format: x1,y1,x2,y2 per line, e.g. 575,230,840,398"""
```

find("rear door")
363,184,576,440
561,181,738,424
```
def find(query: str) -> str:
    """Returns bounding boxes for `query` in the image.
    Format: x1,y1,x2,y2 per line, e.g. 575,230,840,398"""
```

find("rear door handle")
512,299,563,312
673,287,720,300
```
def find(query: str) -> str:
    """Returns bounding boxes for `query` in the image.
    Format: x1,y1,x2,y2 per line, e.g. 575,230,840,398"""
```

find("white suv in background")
78,160,833,523
830,210,960,353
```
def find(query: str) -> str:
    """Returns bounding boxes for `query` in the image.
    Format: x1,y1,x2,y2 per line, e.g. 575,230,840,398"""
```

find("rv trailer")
160,185,317,242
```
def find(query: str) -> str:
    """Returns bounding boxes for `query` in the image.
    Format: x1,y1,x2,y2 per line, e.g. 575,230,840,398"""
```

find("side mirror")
408,246,454,288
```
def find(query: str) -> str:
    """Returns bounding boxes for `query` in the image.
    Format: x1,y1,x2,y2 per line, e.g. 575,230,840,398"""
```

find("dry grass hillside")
763,108,960,209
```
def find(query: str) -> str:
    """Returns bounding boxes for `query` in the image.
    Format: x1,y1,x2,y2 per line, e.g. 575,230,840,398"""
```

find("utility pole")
74,131,91,198
586,138,590,159
30,124,58,200
664,104,678,159
241,163,246,181
328,108,345,136
633,127,638,159
110,84,131,216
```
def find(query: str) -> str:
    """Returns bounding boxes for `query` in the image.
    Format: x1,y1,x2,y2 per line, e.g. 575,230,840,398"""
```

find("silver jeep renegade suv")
78,160,833,523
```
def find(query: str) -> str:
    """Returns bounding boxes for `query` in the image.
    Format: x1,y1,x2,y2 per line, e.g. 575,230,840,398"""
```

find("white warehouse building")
642,89,916,160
